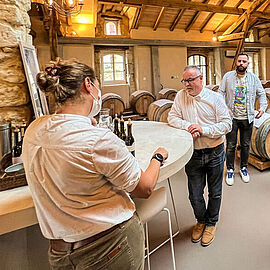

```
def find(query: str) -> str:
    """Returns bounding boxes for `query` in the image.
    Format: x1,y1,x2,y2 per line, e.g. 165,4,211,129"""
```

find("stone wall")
0,0,33,125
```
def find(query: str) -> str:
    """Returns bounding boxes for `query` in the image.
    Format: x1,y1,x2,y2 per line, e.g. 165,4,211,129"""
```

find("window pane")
104,72,114,81
103,54,111,62
115,63,124,72
114,54,123,62
188,56,194,65
106,22,117,35
194,55,200,65
200,56,206,65
115,71,124,81
104,63,113,72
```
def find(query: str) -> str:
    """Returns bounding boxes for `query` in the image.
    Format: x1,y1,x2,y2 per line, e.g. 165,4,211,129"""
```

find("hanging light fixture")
43,0,84,16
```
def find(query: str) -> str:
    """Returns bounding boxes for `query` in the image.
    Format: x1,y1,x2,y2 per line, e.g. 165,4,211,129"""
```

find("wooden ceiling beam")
120,6,130,15
153,7,165,31
218,31,245,42
259,28,270,39
98,0,270,19
130,6,143,30
199,0,229,33
223,0,269,36
169,8,185,31
231,14,250,70
101,4,107,13
185,0,209,32
213,0,247,34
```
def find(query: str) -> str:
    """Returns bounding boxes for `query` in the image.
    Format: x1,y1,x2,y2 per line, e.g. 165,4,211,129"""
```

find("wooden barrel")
251,113,270,160
130,90,155,115
255,88,270,112
102,93,125,117
260,80,270,89
147,99,173,123
206,85,219,92
158,88,177,101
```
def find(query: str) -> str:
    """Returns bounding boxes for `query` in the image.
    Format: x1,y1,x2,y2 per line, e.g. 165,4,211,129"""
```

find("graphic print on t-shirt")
234,84,247,107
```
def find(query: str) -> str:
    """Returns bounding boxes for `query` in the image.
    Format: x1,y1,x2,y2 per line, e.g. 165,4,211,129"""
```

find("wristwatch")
151,153,164,166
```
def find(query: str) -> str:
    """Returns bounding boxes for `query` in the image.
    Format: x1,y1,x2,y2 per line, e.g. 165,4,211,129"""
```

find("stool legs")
163,207,176,270
145,222,151,270
145,208,177,270
167,178,180,238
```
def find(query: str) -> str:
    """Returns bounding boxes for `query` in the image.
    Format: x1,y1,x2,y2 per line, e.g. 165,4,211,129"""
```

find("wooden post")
151,46,161,98
49,9,59,61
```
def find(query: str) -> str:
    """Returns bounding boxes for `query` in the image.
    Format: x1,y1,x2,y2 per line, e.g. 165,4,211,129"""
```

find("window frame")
187,54,208,86
104,19,121,36
100,51,128,86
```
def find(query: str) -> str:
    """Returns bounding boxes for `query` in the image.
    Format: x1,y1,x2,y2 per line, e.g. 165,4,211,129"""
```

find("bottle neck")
127,124,132,136
120,121,125,132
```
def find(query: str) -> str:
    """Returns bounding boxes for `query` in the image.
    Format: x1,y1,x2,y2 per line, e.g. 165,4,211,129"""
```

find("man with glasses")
168,65,231,246
219,53,267,186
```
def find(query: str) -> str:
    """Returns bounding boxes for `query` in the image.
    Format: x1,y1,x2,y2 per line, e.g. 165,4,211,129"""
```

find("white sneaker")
226,169,234,186
240,167,250,183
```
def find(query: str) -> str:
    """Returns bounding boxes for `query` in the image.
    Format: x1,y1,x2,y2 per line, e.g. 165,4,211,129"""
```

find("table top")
133,121,193,182
0,121,193,234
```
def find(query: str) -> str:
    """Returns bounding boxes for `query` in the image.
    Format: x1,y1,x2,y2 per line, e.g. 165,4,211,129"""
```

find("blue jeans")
48,214,144,270
185,143,225,226
226,118,253,170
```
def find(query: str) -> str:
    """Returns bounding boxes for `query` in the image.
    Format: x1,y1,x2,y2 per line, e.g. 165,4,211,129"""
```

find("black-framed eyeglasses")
181,75,201,84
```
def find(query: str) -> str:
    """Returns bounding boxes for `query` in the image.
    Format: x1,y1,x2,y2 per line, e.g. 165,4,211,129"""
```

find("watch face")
156,153,164,162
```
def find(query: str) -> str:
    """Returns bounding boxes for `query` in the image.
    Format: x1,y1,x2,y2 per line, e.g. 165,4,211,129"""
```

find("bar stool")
134,187,177,270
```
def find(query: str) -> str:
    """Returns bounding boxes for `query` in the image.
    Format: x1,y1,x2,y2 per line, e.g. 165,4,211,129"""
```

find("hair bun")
36,71,59,94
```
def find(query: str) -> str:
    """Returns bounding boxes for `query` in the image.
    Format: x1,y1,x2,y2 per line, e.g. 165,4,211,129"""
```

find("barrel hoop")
256,118,270,158
260,121,270,159
155,103,173,121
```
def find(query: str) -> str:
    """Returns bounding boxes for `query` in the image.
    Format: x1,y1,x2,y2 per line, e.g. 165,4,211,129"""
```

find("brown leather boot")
191,223,205,243
201,225,216,246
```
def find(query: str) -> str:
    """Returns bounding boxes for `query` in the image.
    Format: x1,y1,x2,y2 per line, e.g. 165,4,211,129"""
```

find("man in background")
219,53,267,186
168,65,231,247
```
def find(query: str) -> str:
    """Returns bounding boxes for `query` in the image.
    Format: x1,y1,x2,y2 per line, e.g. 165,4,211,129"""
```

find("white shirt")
22,114,141,242
168,88,232,149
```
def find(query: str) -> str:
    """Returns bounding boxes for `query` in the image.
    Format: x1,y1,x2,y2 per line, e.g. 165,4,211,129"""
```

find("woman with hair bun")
22,59,168,270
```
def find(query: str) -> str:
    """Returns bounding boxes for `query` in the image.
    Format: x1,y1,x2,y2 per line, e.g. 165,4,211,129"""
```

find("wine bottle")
125,118,135,156
113,114,120,137
12,127,22,164
18,120,27,148
120,115,126,142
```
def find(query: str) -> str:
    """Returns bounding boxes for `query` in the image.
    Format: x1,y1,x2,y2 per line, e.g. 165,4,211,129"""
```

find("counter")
0,121,193,235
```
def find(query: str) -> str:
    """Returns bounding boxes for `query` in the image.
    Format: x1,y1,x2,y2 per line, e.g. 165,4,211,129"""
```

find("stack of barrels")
147,88,178,123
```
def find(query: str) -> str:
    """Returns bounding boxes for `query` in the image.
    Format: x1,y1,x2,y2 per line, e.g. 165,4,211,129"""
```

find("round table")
133,121,193,182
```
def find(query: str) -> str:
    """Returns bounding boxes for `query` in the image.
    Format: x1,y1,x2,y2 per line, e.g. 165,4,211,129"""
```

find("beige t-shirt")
22,114,141,242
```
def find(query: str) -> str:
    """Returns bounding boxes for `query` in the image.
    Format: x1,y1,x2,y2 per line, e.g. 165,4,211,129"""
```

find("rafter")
153,7,165,31
169,8,185,31
218,32,245,42
130,6,143,30
185,0,209,32
98,0,270,19
259,27,270,39
120,6,130,15
231,14,250,70
223,0,268,36
200,0,229,33
213,0,246,34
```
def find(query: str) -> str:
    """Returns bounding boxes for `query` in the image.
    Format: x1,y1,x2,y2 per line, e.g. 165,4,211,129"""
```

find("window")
105,20,121,35
101,52,127,85
188,54,207,86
